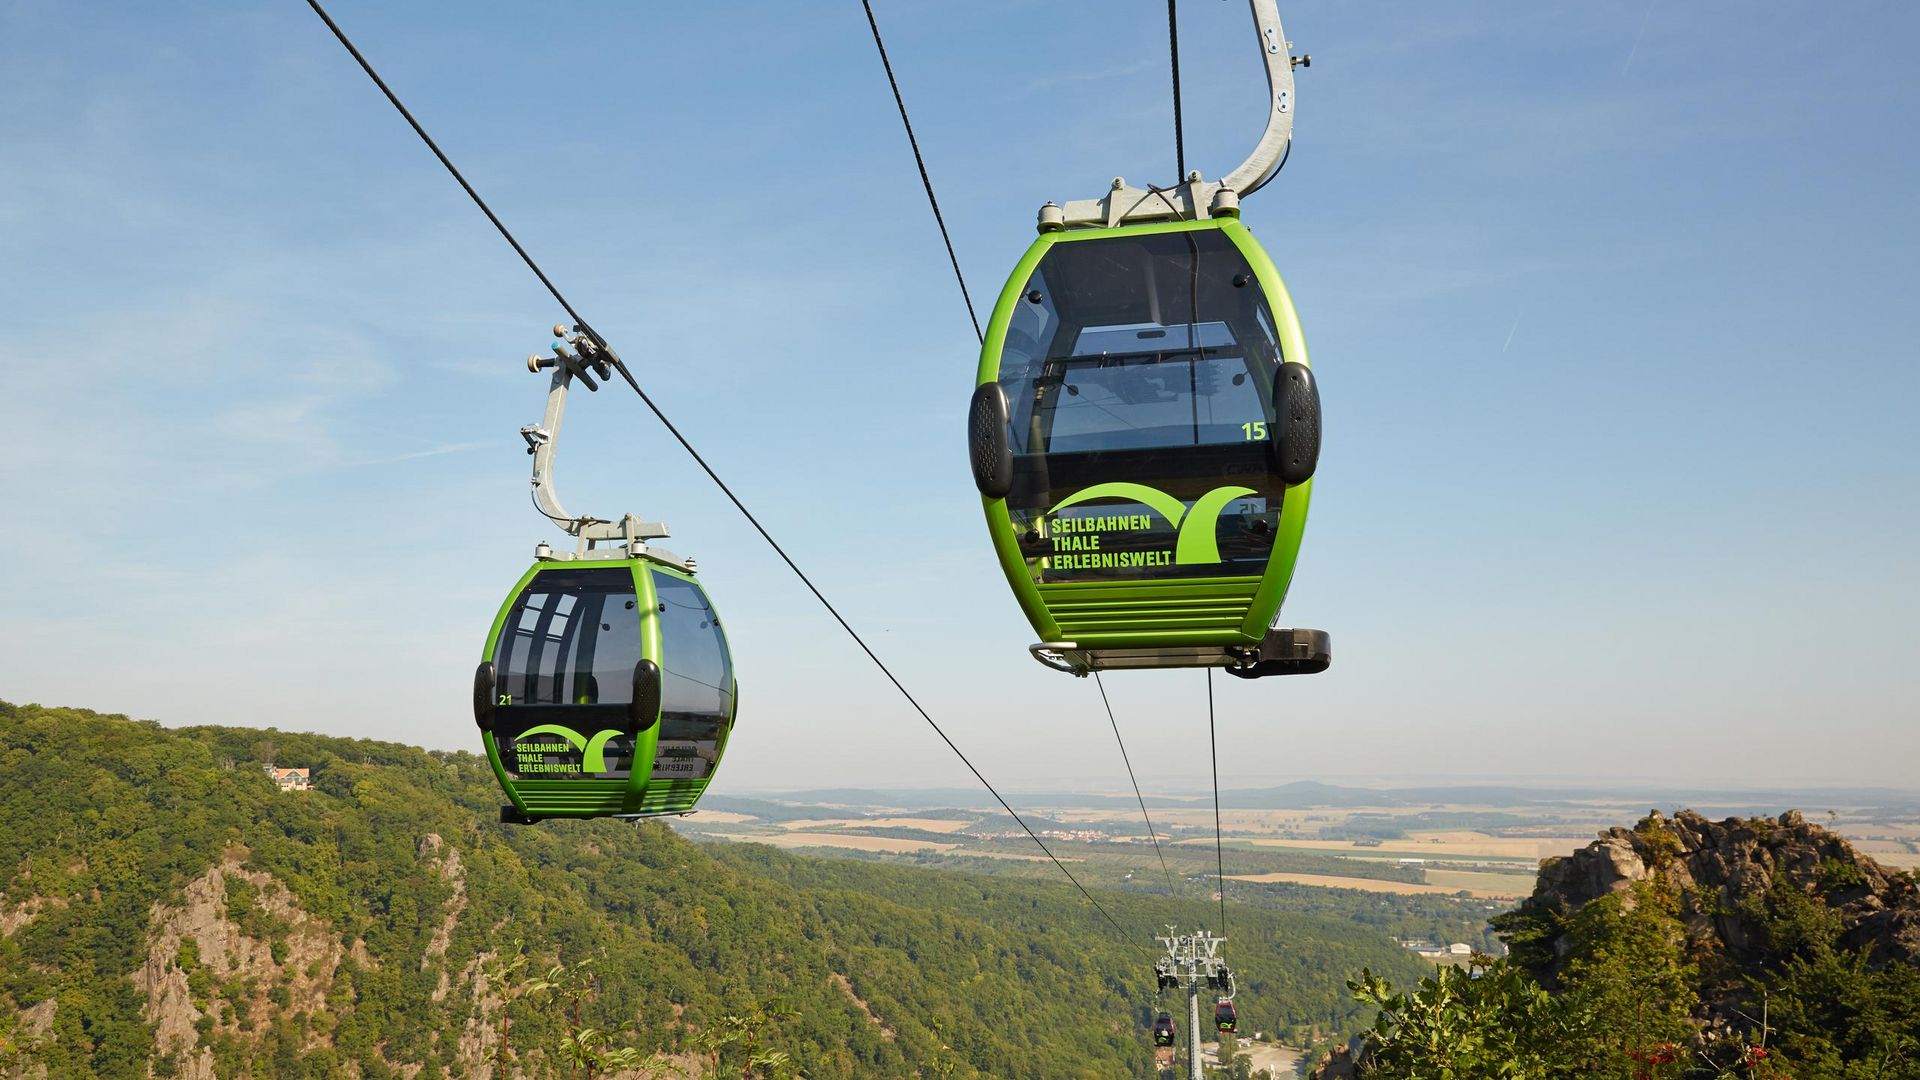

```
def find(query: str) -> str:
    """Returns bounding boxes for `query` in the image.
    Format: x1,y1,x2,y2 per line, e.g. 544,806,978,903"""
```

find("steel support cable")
858,0,982,345
1094,672,1177,897
1167,0,1187,181
303,0,1148,959
1206,669,1227,941
860,2,1182,952
302,0,589,338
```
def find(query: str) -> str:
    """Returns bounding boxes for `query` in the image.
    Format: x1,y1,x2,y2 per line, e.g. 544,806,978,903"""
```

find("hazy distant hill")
759,781,1920,817
0,701,1426,1079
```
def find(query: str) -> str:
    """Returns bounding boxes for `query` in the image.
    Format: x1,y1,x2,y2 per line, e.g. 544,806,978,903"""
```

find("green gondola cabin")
473,558,736,823
969,217,1325,676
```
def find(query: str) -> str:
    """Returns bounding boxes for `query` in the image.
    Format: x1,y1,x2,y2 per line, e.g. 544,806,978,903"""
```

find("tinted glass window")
493,568,643,705
490,567,643,778
1046,346,1268,453
651,571,733,781
992,227,1289,583
997,230,1282,458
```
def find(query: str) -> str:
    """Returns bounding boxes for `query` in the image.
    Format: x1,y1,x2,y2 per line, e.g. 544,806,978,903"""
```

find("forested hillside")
0,701,1425,1079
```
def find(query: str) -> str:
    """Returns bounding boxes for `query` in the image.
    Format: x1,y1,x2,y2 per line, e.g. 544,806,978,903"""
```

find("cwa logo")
1045,483,1257,567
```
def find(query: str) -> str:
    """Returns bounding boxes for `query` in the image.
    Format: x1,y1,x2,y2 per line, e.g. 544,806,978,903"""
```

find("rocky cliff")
1511,809,1920,991
1308,809,1920,1078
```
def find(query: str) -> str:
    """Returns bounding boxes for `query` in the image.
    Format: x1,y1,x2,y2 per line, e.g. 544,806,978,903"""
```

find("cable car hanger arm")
1045,0,1308,230
1217,0,1306,200
522,327,677,563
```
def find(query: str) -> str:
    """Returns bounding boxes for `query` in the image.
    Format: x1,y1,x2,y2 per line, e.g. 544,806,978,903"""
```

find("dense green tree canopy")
0,701,1427,1078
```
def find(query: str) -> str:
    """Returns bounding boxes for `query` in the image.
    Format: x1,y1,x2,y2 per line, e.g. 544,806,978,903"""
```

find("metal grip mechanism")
526,324,614,390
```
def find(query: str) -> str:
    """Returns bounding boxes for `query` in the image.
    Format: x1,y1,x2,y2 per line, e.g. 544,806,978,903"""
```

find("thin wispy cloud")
1023,57,1158,95
1622,0,1657,74
350,440,492,467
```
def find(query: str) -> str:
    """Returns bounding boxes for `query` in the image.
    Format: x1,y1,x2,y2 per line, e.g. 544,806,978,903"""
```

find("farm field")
1224,872,1508,898
1236,833,1591,862
1424,869,1540,897
740,831,960,854
686,809,757,824
678,786,1920,906
779,817,977,833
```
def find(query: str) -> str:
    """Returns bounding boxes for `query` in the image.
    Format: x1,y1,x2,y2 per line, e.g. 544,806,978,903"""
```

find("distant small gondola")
1152,1012,1177,1047
969,217,1324,676
1214,999,1238,1033
474,558,736,823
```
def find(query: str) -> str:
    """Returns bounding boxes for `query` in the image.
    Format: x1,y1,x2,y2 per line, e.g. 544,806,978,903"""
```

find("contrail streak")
1622,0,1657,74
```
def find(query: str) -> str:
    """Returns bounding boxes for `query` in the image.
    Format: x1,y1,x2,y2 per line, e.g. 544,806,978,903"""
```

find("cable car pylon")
1154,926,1234,1080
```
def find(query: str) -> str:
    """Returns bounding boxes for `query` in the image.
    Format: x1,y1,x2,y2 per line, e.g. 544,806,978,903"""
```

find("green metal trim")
1218,218,1314,638
481,561,547,816
973,225,1070,641
1038,576,1265,647
983,496,1061,641
635,777,709,815
974,229,1058,387
508,779,628,817
625,564,662,810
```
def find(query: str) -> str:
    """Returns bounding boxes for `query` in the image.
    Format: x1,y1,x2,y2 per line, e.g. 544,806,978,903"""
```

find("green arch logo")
513,724,628,773
1048,483,1257,565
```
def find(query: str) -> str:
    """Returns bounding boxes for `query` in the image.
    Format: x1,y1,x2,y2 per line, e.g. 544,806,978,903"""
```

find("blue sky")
2,1,1915,793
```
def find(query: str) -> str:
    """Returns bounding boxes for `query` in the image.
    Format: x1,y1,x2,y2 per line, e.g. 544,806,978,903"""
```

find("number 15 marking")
1241,421,1269,441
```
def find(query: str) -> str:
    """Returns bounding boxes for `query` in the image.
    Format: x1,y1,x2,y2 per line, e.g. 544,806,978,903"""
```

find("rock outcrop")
1513,809,1920,987
138,845,348,1080
1310,810,1920,1078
